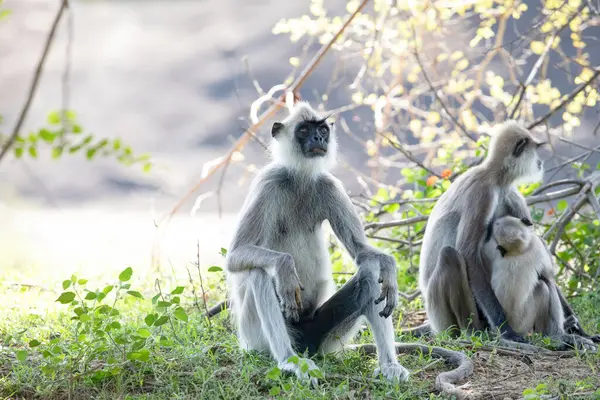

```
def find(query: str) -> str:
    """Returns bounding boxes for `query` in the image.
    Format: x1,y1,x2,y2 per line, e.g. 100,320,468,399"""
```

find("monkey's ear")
497,245,507,258
271,122,284,138
520,217,533,227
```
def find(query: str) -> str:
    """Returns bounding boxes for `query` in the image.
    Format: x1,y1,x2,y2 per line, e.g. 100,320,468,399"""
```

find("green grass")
0,267,599,400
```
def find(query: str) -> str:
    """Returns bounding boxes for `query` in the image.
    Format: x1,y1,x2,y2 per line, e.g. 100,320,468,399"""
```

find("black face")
295,119,330,157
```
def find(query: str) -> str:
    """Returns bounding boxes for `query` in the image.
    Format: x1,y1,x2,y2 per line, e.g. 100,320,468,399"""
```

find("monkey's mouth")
306,147,327,157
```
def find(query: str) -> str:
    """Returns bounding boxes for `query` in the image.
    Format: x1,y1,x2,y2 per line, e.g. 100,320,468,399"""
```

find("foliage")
7,268,189,383
0,110,152,171
274,0,600,296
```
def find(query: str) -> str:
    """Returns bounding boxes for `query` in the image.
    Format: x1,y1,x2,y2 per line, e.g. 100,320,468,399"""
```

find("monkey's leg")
426,246,483,335
291,267,409,382
533,280,598,351
243,269,319,383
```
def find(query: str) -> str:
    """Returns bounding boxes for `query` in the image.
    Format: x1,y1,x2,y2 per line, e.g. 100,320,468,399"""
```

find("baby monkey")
485,215,564,337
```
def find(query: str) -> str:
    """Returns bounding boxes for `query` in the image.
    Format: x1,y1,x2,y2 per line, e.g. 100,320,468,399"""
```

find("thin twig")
195,240,212,328
0,0,68,165
382,133,440,178
160,0,370,222
411,27,476,143
531,179,584,195
364,215,428,232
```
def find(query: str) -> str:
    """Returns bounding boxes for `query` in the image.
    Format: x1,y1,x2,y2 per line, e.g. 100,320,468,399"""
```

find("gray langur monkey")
484,215,564,337
485,215,600,346
225,102,409,384
418,120,598,347
419,121,546,342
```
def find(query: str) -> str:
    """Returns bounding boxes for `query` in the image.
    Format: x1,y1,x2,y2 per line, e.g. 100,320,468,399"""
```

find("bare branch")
0,0,69,166
531,179,584,195
364,215,428,232
543,172,600,254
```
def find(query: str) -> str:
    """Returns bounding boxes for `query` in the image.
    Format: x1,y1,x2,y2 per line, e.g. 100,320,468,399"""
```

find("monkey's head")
486,121,546,185
492,215,534,256
269,102,337,173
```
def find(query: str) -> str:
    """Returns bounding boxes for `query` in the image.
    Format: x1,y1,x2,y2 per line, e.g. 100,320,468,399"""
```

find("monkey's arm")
325,179,398,318
456,188,525,341
505,188,532,221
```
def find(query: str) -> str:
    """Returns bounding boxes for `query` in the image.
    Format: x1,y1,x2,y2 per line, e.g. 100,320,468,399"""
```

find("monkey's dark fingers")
374,292,386,305
378,277,383,284
590,335,600,344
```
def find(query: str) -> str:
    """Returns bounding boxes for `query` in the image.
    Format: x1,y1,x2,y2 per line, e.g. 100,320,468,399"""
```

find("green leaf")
84,292,97,300
220,248,228,257
143,163,152,173
47,111,61,125
56,292,76,304
266,366,281,380
309,368,324,378
557,200,568,212
52,146,63,159
102,285,114,294
173,307,188,322
39,128,55,143
28,146,37,158
14,147,24,158
62,280,71,290
157,301,171,308
269,387,281,396
113,139,121,151
71,274,77,283
154,316,169,327
86,148,97,160
16,350,27,362
208,266,222,272
137,328,151,338
144,314,156,327
80,314,91,323
72,124,83,134
78,279,88,285
111,321,122,329
29,339,41,348
170,286,184,295
118,267,133,282
287,355,299,364
127,290,144,299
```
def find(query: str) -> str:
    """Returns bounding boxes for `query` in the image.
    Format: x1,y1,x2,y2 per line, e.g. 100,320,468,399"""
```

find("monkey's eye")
513,138,529,157
520,218,533,227
297,127,309,138
318,125,329,136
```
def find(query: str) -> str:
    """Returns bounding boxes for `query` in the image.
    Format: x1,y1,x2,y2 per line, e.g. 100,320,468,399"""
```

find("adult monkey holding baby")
418,121,598,348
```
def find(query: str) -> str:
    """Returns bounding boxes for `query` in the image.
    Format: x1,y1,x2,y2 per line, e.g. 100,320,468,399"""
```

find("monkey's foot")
373,362,410,382
557,334,598,352
278,357,320,386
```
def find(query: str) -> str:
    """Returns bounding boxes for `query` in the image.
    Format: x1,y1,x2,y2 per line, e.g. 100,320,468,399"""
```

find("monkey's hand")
564,315,600,344
273,254,304,323
500,328,528,344
373,254,398,318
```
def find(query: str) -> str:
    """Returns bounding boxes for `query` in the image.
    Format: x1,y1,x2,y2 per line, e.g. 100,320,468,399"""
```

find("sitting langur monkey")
486,216,600,345
485,215,564,337
418,121,597,346
225,102,409,383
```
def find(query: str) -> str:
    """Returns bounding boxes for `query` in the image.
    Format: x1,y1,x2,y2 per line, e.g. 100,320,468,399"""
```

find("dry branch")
161,0,370,222
0,0,69,166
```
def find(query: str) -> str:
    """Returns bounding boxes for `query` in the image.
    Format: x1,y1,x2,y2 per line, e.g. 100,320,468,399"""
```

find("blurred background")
1,0,599,287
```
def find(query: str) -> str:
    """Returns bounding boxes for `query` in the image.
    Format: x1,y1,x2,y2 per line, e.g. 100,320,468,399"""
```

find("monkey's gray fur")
484,215,599,349
485,215,564,336
418,121,598,349
225,102,409,384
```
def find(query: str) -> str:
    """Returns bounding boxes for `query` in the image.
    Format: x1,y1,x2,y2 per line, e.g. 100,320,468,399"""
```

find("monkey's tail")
350,343,473,399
